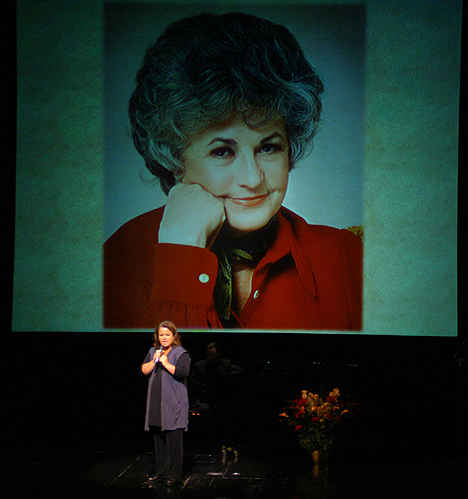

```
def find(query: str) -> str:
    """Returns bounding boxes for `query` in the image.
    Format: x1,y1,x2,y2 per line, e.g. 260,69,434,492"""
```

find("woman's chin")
224,213,273,236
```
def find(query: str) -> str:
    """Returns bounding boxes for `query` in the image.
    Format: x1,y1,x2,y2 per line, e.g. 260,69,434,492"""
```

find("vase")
310,449,329,464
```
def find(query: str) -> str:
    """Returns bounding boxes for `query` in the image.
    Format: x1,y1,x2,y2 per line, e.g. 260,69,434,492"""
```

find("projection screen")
14,0,459,335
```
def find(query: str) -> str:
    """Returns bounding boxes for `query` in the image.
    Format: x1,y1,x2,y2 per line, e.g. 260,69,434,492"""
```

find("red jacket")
104,206,362,330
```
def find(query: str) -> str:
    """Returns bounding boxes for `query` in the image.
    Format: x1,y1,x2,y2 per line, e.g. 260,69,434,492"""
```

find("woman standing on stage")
141,321,191,486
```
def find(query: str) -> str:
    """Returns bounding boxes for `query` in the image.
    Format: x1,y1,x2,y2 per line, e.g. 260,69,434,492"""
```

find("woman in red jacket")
104,12,362,331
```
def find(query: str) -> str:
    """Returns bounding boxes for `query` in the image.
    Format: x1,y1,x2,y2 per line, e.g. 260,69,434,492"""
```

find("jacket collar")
258,208,318,299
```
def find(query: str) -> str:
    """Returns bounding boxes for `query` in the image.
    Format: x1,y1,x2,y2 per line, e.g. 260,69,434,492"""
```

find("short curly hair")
129,12,324,194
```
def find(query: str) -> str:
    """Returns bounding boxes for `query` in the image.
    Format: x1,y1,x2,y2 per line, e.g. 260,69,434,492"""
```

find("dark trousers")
151,427,184,481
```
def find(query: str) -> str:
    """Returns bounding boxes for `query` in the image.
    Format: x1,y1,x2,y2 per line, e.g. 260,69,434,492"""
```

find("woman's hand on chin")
158,183,226,248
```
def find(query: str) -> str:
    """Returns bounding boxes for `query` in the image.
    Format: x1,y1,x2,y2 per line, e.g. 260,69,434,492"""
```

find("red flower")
295,408,305,419
295,425,303,432
298,398,307,406
326,396,335,403
312,417,320,423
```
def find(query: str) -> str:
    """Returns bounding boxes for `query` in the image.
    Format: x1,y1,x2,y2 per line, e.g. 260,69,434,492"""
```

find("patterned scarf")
211,216,278,323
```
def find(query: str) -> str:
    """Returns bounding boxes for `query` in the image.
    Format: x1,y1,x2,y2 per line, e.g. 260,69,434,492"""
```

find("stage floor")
2,333,466,498
3,440,467,498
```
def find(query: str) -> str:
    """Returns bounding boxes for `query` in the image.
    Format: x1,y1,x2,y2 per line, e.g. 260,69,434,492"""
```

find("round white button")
253,290,260,299
198,273,210,283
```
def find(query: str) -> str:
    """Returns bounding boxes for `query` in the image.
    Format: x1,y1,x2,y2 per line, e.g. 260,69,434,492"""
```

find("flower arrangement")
280,388,357,452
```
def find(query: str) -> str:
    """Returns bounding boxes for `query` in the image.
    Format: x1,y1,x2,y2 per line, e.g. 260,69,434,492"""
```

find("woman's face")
181,116,290,236
158,327,174,348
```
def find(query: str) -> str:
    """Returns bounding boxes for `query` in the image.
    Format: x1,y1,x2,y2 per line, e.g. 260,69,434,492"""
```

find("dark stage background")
3,332,466,462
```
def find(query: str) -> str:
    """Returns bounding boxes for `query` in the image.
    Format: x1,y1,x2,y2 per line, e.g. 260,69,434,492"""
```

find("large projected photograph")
14,0,460,334
103,3,365,331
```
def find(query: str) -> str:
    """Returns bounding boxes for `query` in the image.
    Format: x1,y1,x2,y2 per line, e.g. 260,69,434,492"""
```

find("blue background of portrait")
103,3,365,241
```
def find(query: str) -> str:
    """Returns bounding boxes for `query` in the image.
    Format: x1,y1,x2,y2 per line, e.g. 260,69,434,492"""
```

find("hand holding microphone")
154,345,164,364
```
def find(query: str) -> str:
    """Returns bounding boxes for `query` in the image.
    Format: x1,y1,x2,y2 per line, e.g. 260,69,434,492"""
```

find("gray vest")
144,345,189,431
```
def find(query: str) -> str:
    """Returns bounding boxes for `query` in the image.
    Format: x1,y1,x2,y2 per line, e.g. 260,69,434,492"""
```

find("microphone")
154,345,164,364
